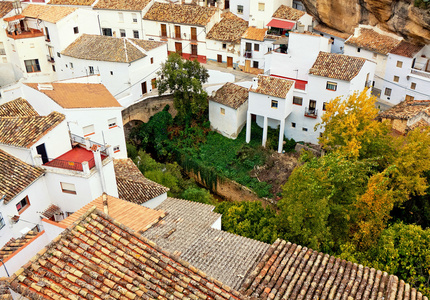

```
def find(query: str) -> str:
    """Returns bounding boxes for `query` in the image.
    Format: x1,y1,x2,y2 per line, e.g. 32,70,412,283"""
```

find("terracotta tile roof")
0,280,11,300
62,34,164,63
114,158,169,205
242,27,267,41
48,0,94,6
345,28,401,55
9,208,245,300
272,5,305,21
249,75,294,98
0,98,38,117
309,51,366,81
378,100,430,120
22,4,77,23
313,24,351,40
60,194,165,233
24,82,121,109
0,231,39,260
181,228,270,290
144,2,218,26
210,82,248,109
207,12,248,43
0,2,13,18
0,111,65,148
0,149,43,204
407,118,430,132
94,0,151,10
142,197,221,255
41,204,62,219
240,239,428,300
389,40,424,58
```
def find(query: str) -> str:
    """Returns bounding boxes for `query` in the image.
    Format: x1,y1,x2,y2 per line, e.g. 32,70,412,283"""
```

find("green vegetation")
414,0,430,9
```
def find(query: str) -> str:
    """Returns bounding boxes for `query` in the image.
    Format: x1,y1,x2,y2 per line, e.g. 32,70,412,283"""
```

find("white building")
381,41,430,103
206,12,248,68
230,0,251,21
209,82,249,138
239,27,274,72
266,5,313,34
58,34,167,104
0,2,17,65
143,2,220,64
248,0,292,29
344,26,402,97
313,23,351,54
285,51,376,143
246,75,295,152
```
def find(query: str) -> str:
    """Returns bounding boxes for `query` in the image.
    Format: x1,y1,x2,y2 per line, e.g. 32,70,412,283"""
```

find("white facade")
239,36,274,70
313,29,348,54
209,100,248,139
230,0,251,21
142,193,167,209
96,9,145,40
206,39,241,68
248,0,293,28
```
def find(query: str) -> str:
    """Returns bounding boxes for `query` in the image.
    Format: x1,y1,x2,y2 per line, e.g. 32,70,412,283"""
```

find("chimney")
252,77,259,89
102,193,109,215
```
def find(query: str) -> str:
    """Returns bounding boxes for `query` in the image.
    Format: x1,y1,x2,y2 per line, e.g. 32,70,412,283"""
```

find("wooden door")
217,54,222,63
175,25,181,39
151,78,156,89
161,24,167,37
175,42,182,55
141,81,147,94
191,27,197,40
227,56,233,68
245,59,251,72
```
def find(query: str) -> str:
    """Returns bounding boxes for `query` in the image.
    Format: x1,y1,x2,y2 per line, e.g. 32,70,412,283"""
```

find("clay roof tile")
249,75,294,98
345,28,401,55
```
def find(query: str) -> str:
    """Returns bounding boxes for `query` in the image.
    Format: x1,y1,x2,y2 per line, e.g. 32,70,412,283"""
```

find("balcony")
47,55,55,63
6,28,44,40
244,51,252,58
43,146,107,172
304,107,318,118
364,80,372,88
410,68,430,79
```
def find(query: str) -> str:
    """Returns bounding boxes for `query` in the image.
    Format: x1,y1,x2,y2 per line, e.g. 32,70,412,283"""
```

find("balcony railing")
244,51,252,58
364,80,372,88
410,68,430,79
6,28,44,40
43,157,95,172
304,107,318,118
70,133,108,154
47,55,55,63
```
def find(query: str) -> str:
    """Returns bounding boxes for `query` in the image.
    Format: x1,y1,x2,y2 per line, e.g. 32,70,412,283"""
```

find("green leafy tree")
181,188,213,204
156,53,209,121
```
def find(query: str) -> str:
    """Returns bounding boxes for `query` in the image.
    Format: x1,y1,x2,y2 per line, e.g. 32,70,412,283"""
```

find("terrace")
43,146,107,172
4,15,44,40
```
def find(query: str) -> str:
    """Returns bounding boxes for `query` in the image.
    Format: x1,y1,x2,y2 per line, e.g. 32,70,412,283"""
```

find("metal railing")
47,55,54,63
304,107,318,118
364,80,372,88
43,157,95,172
244,51,252,58
70,133,107,153
410,68,430,79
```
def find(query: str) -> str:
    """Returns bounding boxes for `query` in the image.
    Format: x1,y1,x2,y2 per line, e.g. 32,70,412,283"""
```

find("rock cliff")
302,0,430,43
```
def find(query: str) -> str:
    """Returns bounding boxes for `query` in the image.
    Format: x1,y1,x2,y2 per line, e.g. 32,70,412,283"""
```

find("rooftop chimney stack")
252,77,259,89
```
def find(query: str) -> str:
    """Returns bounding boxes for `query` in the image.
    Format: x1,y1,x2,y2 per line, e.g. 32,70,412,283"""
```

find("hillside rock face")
302,0,430,43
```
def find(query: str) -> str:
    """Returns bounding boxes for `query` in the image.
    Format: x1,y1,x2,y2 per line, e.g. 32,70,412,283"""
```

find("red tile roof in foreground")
249,75,294,99
240,239,427,300
0,98,38,117
9,208,244,300
389,40,424,58
345,28,401,55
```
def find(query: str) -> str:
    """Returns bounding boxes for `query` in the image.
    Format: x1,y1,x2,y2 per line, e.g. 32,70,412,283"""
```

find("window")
384,88,392,96
120,29,126,37
52,65,56,72
293,96,302,105
108,117,117,128
175,25,181,39
73,26,79,34
0,213,5,230
220,107,225,115
16,196,30,214
24,59,40,73
89,66,94,75
396,60,403,68
132,13,138,23
326,81,337,91
61,182,76,195
237,5,243,14
102,28,113,36
245,42,252,51
45,26,50,41
291,122,296,128
57,52,61,58
113,145,120,153
191,44,198,56
254,43,259,51
253,61,259,68
118,12,124,22
323,102,327,111
222,43,226,49
393,75,399,82
150,57,154,64
302,127,308,131
70,62,73,69
191,27,197,40
83,124,95,136
271,100,278,108
357,48,361,52
161,24,167,37
110,71,113,75
258,2,265,11
406,95,415,101
372,52,377,59
411,82,416,90
133,30,139,39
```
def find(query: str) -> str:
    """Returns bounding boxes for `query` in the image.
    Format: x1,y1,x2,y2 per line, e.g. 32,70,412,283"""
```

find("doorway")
245,60,251,72
217,54,222,63
36,143,49,164
227,56,233,68
175,42,182,56
141,81,147,94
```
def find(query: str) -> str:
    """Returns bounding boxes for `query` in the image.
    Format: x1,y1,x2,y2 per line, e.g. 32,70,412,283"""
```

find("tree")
316,89,392,160
156,53,209,121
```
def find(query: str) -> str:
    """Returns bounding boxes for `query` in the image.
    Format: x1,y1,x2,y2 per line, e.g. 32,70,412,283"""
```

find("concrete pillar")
246,112,252,143
93,149,107,193
85,137,91,150
33,154,42,167
278,119,285,153
82,161,90,174
262,116,268,147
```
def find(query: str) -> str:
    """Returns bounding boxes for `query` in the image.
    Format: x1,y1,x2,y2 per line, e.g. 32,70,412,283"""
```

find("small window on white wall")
108,117,117,128
118,12,124,22
132,13,138,23
83,124,95,136
258,2,265,11
113,145,120,153
237,5,243,14
61,182,76,194
220,107,225,115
